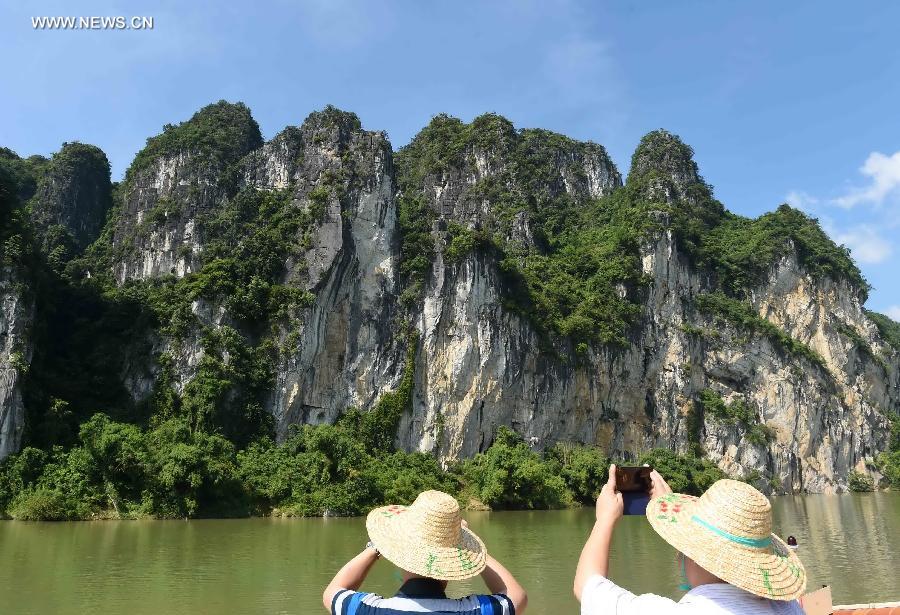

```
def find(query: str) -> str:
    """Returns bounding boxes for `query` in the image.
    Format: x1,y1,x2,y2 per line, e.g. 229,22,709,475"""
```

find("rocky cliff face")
3,103,898,491
398,211,894,493
0,267,33,459
104,105,403,438
0,153,38,460
243,109,403,437
110,102,263,282
30,143,113,252
392,119,896,493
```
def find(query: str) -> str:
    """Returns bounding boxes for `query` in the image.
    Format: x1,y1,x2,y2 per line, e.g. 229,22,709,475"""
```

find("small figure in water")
323,490,527,615
787,536,799,550
574,465,807,614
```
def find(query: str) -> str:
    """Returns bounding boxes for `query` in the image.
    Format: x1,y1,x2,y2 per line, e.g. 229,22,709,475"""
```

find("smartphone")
615,466,652,515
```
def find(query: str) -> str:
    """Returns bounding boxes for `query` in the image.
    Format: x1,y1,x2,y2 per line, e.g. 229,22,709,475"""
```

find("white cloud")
885,306,900,321
785,190,818,211
834,150,900,208
830,224,893,264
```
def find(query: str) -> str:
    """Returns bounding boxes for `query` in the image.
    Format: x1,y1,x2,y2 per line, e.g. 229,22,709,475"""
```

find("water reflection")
0,494,896,614
771,493,900,601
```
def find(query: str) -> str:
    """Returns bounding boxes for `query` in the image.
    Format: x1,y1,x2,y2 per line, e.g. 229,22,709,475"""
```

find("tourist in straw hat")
323,490,527,615
574,465,807,615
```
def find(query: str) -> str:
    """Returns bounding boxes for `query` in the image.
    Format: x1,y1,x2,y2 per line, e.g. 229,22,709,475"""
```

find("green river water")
1,493,897,614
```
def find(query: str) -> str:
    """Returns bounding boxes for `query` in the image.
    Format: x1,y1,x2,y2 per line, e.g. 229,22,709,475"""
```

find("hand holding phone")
615,466,652,515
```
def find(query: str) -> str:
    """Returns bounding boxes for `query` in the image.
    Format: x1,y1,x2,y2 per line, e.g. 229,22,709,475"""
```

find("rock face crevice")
2,104,897,493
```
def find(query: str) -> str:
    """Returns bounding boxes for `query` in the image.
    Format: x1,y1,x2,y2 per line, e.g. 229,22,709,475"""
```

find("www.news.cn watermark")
32,16,154,30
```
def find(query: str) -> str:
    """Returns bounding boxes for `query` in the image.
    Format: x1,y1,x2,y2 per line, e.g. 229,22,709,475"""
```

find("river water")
1,493,897,614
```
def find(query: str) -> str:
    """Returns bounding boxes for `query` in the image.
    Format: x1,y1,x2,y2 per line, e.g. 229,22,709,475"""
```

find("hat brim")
366,504,487,581
646,493,806,601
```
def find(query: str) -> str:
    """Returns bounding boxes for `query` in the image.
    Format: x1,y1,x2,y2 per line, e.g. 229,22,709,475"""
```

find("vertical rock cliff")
0,267,33,459
0,161,36,460
242,109,402,437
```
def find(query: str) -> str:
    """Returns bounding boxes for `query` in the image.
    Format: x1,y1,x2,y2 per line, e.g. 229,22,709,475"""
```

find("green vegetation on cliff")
395,119,867,352
396,113,646,346
867,311,900,353
699,389,774,446
125,101,263,183
694,291,827,369
18,187,323,452
697,205,867,297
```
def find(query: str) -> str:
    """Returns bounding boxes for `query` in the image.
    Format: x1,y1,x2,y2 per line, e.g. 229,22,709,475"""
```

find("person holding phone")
323,489,527,615
574,465,807,614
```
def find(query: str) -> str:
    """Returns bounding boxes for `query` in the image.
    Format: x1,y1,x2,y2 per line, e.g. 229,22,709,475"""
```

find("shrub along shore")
0,411,732,521
2,407,897,521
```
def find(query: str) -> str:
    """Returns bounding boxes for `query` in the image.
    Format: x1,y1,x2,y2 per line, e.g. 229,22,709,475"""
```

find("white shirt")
581,575,805,615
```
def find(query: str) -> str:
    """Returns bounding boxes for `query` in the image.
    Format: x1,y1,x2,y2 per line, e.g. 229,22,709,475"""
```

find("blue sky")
3,1,899,317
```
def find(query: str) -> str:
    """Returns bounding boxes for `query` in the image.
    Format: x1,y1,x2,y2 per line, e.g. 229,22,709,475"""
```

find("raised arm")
481,553,528,613
460,519,527,613
573,464,623,600
322,546,380,612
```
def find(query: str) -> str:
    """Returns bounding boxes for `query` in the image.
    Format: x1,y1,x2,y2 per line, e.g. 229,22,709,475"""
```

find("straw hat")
646,479,806,600
366,490,487,581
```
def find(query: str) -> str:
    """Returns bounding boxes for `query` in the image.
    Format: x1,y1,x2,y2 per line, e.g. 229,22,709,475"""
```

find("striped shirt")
332,578,515,615
581,575,805,615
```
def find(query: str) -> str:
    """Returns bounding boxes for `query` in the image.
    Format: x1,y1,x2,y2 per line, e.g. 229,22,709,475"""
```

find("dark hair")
787,535,797,546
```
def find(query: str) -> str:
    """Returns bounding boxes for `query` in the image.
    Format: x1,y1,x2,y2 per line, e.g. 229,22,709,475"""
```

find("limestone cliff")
0,267,33,459
0,158,37,459
110,101,263,282
241,109,403,437
2,103,897,493
392,119,897,493
30,143,113,253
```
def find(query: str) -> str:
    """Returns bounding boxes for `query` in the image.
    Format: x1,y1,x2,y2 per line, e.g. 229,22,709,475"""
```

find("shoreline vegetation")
2,408,897,522
0,404,723,521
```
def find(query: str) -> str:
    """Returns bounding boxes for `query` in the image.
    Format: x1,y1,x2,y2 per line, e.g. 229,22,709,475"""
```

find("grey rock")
0,267,34,459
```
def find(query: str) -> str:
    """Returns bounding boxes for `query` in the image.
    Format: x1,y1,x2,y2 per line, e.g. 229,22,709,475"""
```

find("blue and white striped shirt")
332,579,515,615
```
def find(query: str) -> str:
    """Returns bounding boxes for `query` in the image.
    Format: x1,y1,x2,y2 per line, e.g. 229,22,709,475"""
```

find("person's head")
366,490,487,584
787,535,797,546
647,479,806,600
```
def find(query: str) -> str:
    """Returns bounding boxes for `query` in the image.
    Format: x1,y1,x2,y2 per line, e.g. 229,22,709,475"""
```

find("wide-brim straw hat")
646,479,806,600
366,490,487,581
